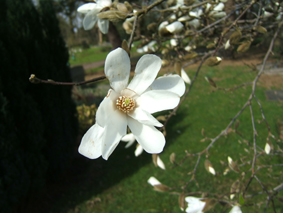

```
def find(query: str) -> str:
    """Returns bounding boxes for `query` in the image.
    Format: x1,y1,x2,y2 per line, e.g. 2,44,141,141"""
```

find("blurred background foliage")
0,0,78,212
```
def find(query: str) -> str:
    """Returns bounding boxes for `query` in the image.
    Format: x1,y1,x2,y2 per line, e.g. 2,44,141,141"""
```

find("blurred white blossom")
185,197,206,213
229,206,242,213
77,0,112,33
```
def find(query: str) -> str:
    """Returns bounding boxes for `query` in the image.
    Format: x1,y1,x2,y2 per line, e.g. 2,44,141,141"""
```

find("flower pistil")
116,96,135,113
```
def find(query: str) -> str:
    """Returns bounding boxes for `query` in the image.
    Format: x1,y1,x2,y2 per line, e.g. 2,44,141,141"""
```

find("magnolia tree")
30,0,283,212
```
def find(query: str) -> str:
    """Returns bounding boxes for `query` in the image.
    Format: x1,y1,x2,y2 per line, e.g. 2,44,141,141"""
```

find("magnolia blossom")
77,0,112,33
165,21,184,34
136,41,157,54
185,197,206,213
229,206,242,213
79,48,185,160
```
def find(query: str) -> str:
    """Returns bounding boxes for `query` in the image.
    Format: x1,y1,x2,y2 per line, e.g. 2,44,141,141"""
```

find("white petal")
102,121,127,160
128,107,163,127
128,117,165,154
213,2,224,11
96,89,119,127
157,156,166,170
135,144,144,156
147,176,161,186
178,15,190,22
181,68,191,84
170,38,178,46
121,133,136,148
98,19,109,34
185,197,206,213
127,54,162,95
78,124,103,159
105,48,131,93
225,40,230,49
165,21,184,33
264,143,271,154
77,3,97,13
188,19,200,28
95,90,128,159
158,21,169,30
208,166,216,175
229,206,242,213
83,9,100,30
136,90,181,114
97,0,112,8
147,75,185,96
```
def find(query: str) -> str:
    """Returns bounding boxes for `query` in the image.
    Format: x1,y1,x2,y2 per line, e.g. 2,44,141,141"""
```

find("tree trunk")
107,22,122,49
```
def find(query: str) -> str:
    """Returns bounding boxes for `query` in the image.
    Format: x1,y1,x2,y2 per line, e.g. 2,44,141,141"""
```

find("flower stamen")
116,96,135,113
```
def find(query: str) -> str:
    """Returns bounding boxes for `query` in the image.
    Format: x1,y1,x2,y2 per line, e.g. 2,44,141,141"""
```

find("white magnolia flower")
209,3,226,18
229,206,242,213
165,21,184,33
185,197,206,213
77,0,112,33
79,48,185,160
179,10,203,28
136,41,157,54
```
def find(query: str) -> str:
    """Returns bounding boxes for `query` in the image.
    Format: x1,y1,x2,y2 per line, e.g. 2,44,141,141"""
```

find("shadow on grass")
23,110,188,213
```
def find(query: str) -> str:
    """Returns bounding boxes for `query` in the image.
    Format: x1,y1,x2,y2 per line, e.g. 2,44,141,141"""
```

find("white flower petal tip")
264,142,271,154
135,144,144,156
77,3,96,13
78,124,103,159
228,156,233,164
77,1,111,33
121,133,136,148
181,68,191,84
185,197,206,213
170,39,178,47
147,176,161,186
225,40,231,49
157,156,166,170
165,21,184,33
229,206,242,213
208,166,216,175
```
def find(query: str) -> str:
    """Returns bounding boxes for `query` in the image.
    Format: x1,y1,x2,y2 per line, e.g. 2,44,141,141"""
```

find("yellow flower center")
116,96,135,113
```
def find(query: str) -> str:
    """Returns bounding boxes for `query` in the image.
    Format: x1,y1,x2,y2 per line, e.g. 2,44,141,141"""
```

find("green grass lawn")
48,60,283,212
69,46,111,66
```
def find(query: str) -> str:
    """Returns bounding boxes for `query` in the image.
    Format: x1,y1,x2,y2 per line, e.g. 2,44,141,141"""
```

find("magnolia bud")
147,23,157,32
206,43,215,49
97,11,127,22
29,74,40,84
237,41,251,53
229,29,242,45
121,40,130,56
255,25,267,34
123,21,133,34
124,1,133,13
205,57,222,66
174,60,182,76
116,3,130,14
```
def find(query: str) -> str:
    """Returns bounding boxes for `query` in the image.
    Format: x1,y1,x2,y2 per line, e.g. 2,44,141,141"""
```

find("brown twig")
29,74,106,86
